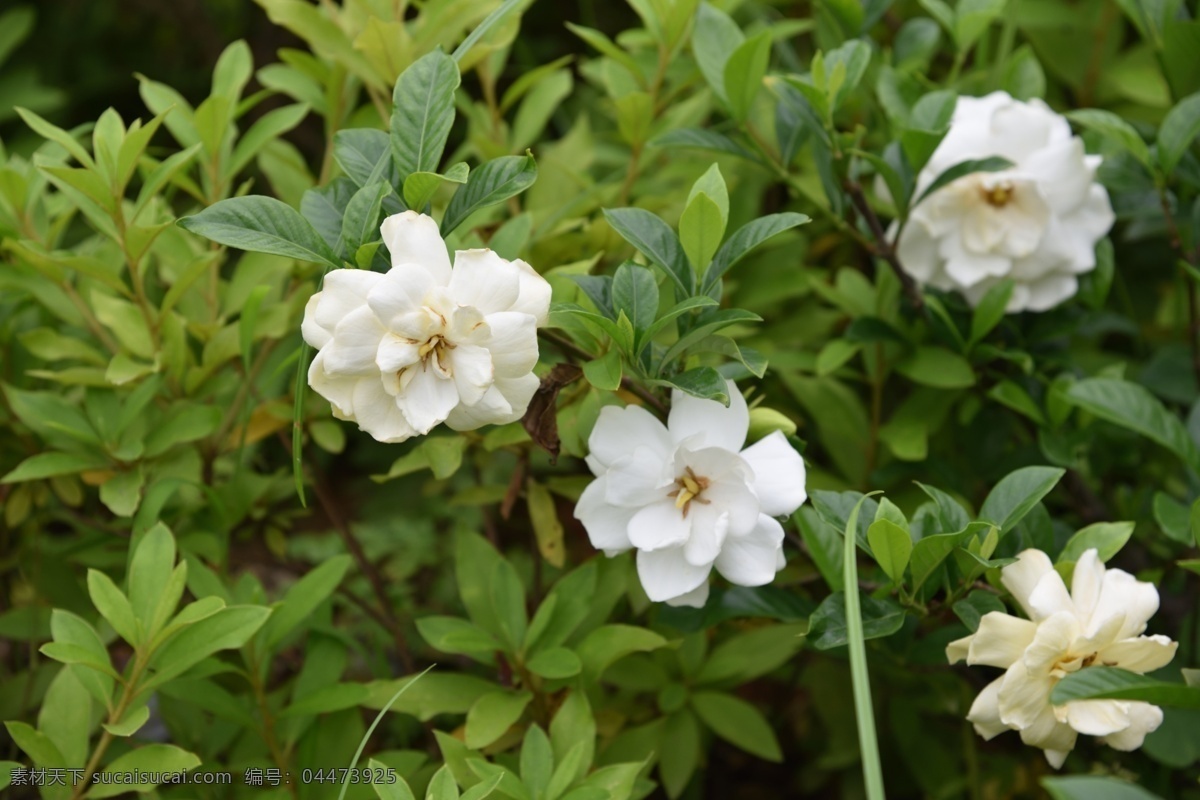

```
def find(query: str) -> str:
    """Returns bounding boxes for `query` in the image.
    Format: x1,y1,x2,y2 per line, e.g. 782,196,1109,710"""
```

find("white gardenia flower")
895,91,1114,313
947,548,1177,768
574,382,807,608
301,211,551,443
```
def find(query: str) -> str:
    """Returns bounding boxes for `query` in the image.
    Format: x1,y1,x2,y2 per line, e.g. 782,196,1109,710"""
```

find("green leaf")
441,153,537,235
691,3,743,101
128,523,179,637
415,616,501,657
340,181,391,255
655,367,729,405
577,624,667,682
1157,91,1200,175
680,193,725,273
466,691,533,749
824,39,872,110
582,348,623,392
1051,667,1200,710
146,605,271,688
565,23,644,85
909,523,988,591
369,760,416,800
179,195,341,269
1057,522,1136,564
89,745,202,798
695,623,806,685
866,519,912,583
952,591,1006,632
895,346,975,388
914,156,1014,206
704,213,810,289
550,689,595,782
723,31,772,122
102,705,151,737
649,128,757,160
520,725,554,799
611,262,659,333
690,691,781,761
228,102,310,179
4,721,66,767
281,683,369,718
1066,378,1200,470
1,451,109,483
954,0,1006,50
527,479,566,568
603,207,693,295
17,107,95,168
1066,109,1151,167
526,647,583,679
391,49,460,181
334,128,398,189
807,591,905,649
87,569,140,645
263,554,353,646
1042,776,1166,800
979,466,1065,534
969,279,1014,344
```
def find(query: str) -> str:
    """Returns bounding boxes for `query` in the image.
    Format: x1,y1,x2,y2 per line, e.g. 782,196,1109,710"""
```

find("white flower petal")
510,258,552,326
636,546,712,603
739,431,807,516
1070,548,1104,622
1089,567,1159,640
1022,610,1080,672
1098,635,1178,674
628,499,693,551
998,658,1056,730
381,211,452,284
307,350,359,417
1064,699,1130,736
574,475,634,553
967,678,1010,740
665,581,710,608
302,294,333,349
1001,549,1057,620
375,333,421,374
1023,273,1078,312
483,311,539,379
1098,702,1162,751
398,366,459,433
702,478,760,537
968,612,1038,669
683,507,729,567
350,376,417,443
668,380,748,451
713,514,784,587
604,449,674,507
947,634,973,665
309,269,384,333
492,373,539,421
449,343,494,406
1017,703,1078,759
448,249,521,315
444,384,515,431
366,264,438,328
323,305,386,375
895,217,940,282
588,405,673,471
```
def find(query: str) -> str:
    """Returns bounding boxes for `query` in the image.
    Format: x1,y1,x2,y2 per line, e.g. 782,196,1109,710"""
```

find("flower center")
980,181,1015,208
397,334,455,389
1050,650,1116,679
667,467,711,518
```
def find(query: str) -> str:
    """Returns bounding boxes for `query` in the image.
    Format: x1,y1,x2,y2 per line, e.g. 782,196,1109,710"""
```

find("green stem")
843,492,887,800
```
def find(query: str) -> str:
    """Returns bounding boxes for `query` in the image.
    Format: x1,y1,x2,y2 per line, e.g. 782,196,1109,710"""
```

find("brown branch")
845,179,925,311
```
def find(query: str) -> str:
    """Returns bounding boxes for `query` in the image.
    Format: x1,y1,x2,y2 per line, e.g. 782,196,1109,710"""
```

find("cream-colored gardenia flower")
301,211,551,443
896,91,1114,313
574,381,807,607
948,549,1177,768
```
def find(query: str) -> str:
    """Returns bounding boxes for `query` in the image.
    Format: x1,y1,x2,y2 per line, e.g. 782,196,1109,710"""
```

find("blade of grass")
844,491,886,800
292,342,311,507
451,0,526,63
338,665,436,800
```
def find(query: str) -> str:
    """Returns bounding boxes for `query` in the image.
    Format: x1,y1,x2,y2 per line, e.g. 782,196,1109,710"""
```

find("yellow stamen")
675,489,696,509
981,182,1014,208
